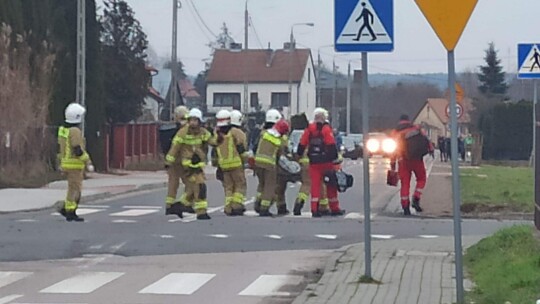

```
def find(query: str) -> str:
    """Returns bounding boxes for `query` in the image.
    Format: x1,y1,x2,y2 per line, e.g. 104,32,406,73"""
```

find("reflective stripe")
166,154,176,163
64,200,77,211
165,196,175,205
194,200,208,210
256,192,262,199
262,132,281,146
261,200,271,207
172,135,183,145
320,198,329,206
297,192,309,202
299,157,310,164
225,197,234,206
255,155,276,166
182,160,205,169
233,192,245,204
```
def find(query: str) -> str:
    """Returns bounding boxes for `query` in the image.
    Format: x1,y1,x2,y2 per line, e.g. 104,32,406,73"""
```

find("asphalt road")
0,159,527,304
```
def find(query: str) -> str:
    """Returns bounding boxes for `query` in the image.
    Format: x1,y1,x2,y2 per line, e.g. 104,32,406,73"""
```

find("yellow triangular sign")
415,0,478,51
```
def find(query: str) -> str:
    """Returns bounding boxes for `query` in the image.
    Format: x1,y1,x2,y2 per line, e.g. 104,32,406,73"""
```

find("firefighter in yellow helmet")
57,103,93,222
254,115,290,217
165,108,212,220
210,110,248,216
164,105,191,217
253,109,282,213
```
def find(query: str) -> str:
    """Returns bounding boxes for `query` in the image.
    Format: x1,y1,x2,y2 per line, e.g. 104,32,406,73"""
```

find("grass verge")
465,225,540,303
460,165,533,213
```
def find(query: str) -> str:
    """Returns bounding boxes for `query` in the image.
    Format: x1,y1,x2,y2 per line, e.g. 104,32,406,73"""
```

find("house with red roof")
206,45,317,117
413,98,472,143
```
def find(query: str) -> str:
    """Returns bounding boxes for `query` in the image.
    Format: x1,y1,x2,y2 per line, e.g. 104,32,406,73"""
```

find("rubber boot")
330,209,346,216
165,203,183,218
259,208,273,217
254,198,262,214
66,211,84,222
180,204,196,214
197,213,211,220
277,204,290,216
58,207,67,218
403,206,411,216
293,199,304,216
412,196,423,212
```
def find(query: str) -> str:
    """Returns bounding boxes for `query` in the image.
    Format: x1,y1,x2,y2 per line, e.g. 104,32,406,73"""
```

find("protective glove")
87,164,95,172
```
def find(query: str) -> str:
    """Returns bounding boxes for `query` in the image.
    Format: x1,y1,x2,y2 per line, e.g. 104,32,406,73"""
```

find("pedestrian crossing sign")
518,43,540,79
334,0,394,52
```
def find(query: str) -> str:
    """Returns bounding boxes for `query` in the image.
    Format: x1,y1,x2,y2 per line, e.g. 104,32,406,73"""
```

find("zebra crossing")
0,270,305,302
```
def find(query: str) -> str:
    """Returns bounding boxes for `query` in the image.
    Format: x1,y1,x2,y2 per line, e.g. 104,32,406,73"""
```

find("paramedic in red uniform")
390,114,433,216
297,108,345,217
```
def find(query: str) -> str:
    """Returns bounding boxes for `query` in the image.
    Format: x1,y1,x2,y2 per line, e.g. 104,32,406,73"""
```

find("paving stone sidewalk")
293,236,480,304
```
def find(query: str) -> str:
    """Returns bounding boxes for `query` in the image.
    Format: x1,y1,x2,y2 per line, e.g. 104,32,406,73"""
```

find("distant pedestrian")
437,136,446,162
444,137,451,161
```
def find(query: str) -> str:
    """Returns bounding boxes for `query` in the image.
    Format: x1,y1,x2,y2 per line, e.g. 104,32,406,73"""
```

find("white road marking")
122,205,161,209
78,205,109,209
139,273,215,295
109,209,159,217
315,234,338,240
208,234,229,239
89,244,103,250
0,272,32,289
239,275,303,297
243,210,259,217
419,235,440,239
16,219,37,223
158,235,174,239
265,235,283,240
112,219,137,223
51,208,104,216
0,295,23,304
372,234,394,239
110,242,127,251
344,212,363,219
40,272,124,293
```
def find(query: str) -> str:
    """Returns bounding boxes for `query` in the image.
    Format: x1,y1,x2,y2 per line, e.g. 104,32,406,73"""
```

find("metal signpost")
517,43,540,230
415,1,479,302
76,0,86,134
335,0,394,279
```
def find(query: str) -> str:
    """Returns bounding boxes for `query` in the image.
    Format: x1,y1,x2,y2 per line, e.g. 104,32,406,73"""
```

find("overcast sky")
108,0,540,76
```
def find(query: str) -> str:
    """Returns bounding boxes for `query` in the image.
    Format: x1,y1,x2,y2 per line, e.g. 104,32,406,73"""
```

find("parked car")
342,135,363,160
365,132,397,158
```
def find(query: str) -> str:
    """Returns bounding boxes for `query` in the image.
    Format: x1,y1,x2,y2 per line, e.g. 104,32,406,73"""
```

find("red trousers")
309,163,340,212
398,159,426,208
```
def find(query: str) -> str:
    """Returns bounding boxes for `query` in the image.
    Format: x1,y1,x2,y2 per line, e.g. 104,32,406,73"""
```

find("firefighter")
296,108,345,217
165,108,212,220
254,118,290,217
253,109,282,213
57,103,93,222
293,150,310,216
390,114,433,216
210,110,247,216
164,105,191,217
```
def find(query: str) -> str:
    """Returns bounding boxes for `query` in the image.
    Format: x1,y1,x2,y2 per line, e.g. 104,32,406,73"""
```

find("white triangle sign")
519,44,540,74
337,0,392,44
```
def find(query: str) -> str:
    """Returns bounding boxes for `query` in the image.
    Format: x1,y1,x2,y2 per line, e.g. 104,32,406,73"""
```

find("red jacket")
297,122,338,164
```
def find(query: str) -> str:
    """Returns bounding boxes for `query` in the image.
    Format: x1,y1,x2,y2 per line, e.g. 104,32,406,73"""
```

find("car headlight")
366,138,380,153
382,138,397,153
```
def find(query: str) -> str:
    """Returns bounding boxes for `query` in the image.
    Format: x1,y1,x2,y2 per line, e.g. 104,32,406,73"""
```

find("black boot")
330,209,346,216
254,199,261,214
319,209,331,216
403,207,411,216
197,213,211,220
412,197,423,212
165,203,183,218
311,211,322,218
259,209,274,217
277,205,290,216
179,204,195,214
66,211,84,222
293,199,304,216
58,207,67,218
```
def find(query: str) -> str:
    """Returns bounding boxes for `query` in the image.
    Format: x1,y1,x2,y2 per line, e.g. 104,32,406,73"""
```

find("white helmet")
230,110,243,127
65,103,86,124
188,108,204,122
174,105,189,123
216,109,231,127
265,109,282,124
313,107,329,122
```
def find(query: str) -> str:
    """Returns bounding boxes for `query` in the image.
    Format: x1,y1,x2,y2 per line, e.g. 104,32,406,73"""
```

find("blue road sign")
334,0,394,52
518,43,540,79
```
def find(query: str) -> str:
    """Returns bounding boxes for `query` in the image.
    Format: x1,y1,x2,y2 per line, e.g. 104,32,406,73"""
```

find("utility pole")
243,0,249,113
76,0,86,134
170,0,179,121
317,51,321,107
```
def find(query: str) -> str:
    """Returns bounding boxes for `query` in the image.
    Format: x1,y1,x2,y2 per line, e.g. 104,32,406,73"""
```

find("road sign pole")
448,50,464,303
361,51,372,278
533,79,540,230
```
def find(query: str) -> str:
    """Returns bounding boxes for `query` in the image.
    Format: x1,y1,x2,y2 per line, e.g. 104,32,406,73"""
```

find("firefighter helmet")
216,109,231,127
64,103,86,124
230,110,243,127
265,109,282,123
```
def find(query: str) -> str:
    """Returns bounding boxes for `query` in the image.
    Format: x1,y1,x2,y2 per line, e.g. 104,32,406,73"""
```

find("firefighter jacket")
57,126,90,171
166,125,211,170
209,127,248,171
254,129,287,170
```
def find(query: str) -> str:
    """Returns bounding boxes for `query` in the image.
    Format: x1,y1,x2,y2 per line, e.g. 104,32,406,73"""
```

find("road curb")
1,182,167,215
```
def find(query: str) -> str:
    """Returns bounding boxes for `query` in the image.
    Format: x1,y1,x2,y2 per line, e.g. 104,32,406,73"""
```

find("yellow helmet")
174,106,189,123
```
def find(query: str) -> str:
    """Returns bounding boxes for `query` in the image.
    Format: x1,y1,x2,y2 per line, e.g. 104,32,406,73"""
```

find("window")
213,93,240,108
308,68,311,83
271,92,289,108
250,92,259,108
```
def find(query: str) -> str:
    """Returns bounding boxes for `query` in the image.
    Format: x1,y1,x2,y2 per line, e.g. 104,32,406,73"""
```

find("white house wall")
297,56,317,120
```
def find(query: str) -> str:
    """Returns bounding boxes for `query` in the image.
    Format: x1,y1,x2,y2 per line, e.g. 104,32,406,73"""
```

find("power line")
183,0,213,42
249,16,264,49
187,0,217,38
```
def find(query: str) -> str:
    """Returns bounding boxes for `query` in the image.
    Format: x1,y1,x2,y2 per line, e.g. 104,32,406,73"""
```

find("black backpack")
402,128,430,160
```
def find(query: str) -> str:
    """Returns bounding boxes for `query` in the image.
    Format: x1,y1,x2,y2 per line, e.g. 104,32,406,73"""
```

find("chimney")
283,42,295,51
266,47,275,68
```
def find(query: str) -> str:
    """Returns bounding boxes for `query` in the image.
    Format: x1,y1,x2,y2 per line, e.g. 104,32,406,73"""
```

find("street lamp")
288,22,314,117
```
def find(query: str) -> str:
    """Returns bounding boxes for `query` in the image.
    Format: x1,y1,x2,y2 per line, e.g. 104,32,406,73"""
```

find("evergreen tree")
478,42,508,95
101,0,149,124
